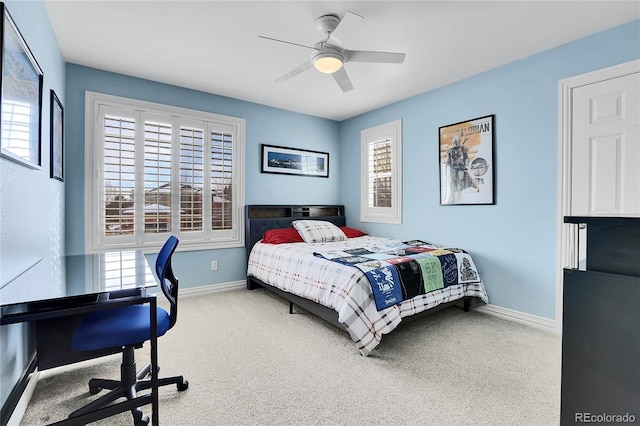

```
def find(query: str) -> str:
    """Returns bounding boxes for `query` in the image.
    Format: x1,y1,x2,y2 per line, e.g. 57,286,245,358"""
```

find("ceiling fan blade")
345,50,406,64
330,11,364,44
259,36,314,50
274,60,314,83
332,67,353,92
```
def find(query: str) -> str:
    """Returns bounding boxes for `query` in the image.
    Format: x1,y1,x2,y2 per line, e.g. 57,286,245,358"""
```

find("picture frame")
50,89,63,181
0,3,44,169
439,114,495,205
261,144,329,178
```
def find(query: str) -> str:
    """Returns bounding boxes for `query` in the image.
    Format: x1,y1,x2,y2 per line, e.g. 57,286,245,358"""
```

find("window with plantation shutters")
86,92,245,252
361,120,402,224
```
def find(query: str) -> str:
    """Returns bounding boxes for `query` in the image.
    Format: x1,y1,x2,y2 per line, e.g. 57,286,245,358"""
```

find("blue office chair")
70,236,188,425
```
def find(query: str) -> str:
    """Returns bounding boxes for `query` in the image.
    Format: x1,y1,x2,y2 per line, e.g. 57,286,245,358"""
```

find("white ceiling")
44,1,639,121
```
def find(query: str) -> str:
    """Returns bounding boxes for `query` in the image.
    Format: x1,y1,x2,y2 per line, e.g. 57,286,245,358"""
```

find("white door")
557,61,640,332
571,72,640,216
570,71,640,266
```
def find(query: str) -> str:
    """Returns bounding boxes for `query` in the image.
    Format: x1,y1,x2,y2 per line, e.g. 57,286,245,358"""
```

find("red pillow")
340,226,367,238
262,228,304,244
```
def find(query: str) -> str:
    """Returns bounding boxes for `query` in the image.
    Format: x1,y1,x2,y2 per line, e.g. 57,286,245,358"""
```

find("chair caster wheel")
177,379,189,391
134,414,150,426
89,386,102,395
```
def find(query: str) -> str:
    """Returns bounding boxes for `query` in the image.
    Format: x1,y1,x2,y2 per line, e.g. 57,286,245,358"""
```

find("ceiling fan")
260,12,406,92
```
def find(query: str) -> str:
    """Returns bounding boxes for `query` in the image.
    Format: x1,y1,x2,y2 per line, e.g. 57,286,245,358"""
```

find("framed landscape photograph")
439,115,495,205
261,144,329,178
50,89,63,181
0,3,44,169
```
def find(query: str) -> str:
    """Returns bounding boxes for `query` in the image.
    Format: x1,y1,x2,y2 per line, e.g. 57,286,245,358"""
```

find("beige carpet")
20,288,561,425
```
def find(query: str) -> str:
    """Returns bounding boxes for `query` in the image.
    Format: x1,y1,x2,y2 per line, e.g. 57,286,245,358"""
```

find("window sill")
90,239,244,254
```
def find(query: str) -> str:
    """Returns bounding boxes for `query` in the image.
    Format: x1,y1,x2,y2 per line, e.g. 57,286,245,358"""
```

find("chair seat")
72,305,170,352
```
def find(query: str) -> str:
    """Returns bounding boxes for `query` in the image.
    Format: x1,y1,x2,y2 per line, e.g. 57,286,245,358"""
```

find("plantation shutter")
211,130,233,230
143,120,172,233
103,114,136,236
368,139,392,208
360,119,401,224
179,126,205,232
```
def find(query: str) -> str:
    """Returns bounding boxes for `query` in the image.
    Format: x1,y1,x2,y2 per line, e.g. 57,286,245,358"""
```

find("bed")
245,204,488,356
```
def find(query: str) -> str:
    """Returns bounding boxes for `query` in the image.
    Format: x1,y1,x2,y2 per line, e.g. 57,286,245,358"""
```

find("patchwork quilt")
313,240,481,311
247,235,488,356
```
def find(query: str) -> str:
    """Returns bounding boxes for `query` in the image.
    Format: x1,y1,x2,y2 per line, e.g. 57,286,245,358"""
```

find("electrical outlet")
210,260,218,271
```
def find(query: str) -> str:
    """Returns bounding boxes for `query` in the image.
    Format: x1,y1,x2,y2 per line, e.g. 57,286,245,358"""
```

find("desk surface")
0,250,161,425
0,251,158,310
564,214,640,224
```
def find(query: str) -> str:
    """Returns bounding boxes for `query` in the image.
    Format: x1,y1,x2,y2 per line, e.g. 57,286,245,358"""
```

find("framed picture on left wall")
50,90,63,181
0,3,44,169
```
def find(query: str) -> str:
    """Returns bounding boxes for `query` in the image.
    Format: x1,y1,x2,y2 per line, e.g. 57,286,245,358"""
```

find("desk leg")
150,297,159,426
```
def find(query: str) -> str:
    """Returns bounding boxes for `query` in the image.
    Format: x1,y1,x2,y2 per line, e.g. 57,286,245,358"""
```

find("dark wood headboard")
244,205,346,260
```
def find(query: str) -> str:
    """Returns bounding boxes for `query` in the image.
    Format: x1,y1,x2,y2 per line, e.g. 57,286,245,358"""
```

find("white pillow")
291,220,347,243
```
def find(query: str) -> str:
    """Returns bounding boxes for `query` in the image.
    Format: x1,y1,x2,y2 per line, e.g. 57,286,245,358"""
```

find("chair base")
69,347,188,425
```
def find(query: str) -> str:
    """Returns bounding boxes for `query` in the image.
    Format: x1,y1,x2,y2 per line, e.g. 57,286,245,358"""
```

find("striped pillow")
291,220,347,243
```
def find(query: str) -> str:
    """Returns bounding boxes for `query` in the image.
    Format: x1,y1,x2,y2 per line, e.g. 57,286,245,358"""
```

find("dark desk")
0,251,160,426
561,216,640,424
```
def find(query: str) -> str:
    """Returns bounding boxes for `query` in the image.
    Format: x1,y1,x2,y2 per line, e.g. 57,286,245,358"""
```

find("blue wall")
0,0,66,410
64,65,341,287
338,19,640,319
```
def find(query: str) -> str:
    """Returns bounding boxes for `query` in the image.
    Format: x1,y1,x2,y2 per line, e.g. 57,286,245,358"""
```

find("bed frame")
245,205,347,328
244,204,471,341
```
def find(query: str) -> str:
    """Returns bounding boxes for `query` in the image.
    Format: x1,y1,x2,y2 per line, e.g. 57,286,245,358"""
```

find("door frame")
555,59,640,332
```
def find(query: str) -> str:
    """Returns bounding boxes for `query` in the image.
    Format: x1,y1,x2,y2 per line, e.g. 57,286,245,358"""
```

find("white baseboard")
179,280,245,297
7,370,39,426
475,304,560,334
178,282,562,335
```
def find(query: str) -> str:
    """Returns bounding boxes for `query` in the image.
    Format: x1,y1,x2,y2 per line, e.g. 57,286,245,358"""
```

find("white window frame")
360,119,402,224
85,91,245,253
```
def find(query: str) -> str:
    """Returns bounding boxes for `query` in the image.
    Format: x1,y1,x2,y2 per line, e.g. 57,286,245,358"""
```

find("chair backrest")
155,235,179,329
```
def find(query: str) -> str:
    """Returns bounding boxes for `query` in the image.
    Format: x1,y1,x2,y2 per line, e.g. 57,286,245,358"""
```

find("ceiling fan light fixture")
313,52,343,74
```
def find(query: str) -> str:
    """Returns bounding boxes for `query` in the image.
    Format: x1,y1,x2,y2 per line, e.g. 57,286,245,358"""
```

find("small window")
360,119,402,224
